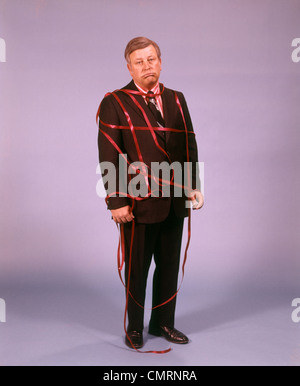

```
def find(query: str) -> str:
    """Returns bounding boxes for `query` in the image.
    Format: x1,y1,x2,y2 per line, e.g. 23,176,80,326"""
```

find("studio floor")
0,280,299,367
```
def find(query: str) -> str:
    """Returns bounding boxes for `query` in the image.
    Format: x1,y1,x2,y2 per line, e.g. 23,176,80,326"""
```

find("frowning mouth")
143,73,155,78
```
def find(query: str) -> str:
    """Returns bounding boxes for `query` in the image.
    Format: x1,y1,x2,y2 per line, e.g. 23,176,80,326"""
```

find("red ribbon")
97,85,194,353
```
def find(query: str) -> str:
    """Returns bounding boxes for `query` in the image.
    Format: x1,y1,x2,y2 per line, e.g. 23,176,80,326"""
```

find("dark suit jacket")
98,80,199,223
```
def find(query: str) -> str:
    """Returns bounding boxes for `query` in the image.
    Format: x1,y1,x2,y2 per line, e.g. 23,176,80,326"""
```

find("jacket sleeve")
177,92,201,191
97,94,130,210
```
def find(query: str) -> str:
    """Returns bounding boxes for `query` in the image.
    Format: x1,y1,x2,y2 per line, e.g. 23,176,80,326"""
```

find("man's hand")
191,190,204,210
111,205,135,224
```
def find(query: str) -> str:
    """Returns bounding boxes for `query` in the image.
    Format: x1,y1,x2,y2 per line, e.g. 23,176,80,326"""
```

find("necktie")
146,91,165,127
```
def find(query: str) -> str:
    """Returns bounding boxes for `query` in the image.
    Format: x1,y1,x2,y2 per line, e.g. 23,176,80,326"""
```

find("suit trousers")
123,203,184,332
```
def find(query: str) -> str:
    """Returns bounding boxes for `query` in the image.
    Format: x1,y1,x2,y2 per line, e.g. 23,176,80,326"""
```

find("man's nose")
143,61,151,70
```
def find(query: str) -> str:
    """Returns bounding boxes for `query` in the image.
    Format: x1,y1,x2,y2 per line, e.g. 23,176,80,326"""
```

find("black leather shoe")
149,326,189,344
125,331,144,349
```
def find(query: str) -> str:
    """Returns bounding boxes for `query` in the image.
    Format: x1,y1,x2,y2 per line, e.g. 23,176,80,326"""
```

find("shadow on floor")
175,289,289,334
0,278,292,337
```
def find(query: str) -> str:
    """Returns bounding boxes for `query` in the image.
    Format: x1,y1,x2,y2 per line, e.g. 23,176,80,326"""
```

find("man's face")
127,45,162,90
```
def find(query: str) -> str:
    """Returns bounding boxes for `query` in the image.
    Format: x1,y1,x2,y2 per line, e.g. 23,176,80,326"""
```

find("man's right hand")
111,205,135,224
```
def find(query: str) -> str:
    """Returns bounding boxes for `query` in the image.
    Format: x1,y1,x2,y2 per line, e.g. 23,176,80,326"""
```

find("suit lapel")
161,85,174,144
122,80,166,142
121,81,158,127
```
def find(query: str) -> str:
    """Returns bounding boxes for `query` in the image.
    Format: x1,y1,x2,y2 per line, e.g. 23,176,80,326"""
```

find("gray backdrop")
0,0,299,366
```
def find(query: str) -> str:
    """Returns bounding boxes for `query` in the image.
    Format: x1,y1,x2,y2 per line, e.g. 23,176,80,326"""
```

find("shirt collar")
134,82,160,97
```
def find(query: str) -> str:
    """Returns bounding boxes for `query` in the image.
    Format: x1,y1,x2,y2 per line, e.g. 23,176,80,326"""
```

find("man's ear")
127,62,132,76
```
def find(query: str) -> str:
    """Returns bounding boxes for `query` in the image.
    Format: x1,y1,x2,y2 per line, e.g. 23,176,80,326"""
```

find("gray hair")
124,37,161,63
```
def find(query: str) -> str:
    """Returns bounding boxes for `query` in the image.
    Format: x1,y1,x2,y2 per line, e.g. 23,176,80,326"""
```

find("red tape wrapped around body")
96,86,194,353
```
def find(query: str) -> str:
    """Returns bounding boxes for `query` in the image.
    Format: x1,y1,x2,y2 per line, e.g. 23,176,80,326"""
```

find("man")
97,37,204,350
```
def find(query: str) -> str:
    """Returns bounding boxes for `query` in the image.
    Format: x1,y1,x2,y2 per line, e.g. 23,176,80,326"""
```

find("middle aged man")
97,37,204,350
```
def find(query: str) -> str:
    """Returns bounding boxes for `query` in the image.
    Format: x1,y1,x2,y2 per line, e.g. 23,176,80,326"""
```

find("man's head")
125,37,162,91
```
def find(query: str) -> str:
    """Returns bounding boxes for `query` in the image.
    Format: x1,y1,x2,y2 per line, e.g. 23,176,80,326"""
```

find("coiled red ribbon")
97,85,194,354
